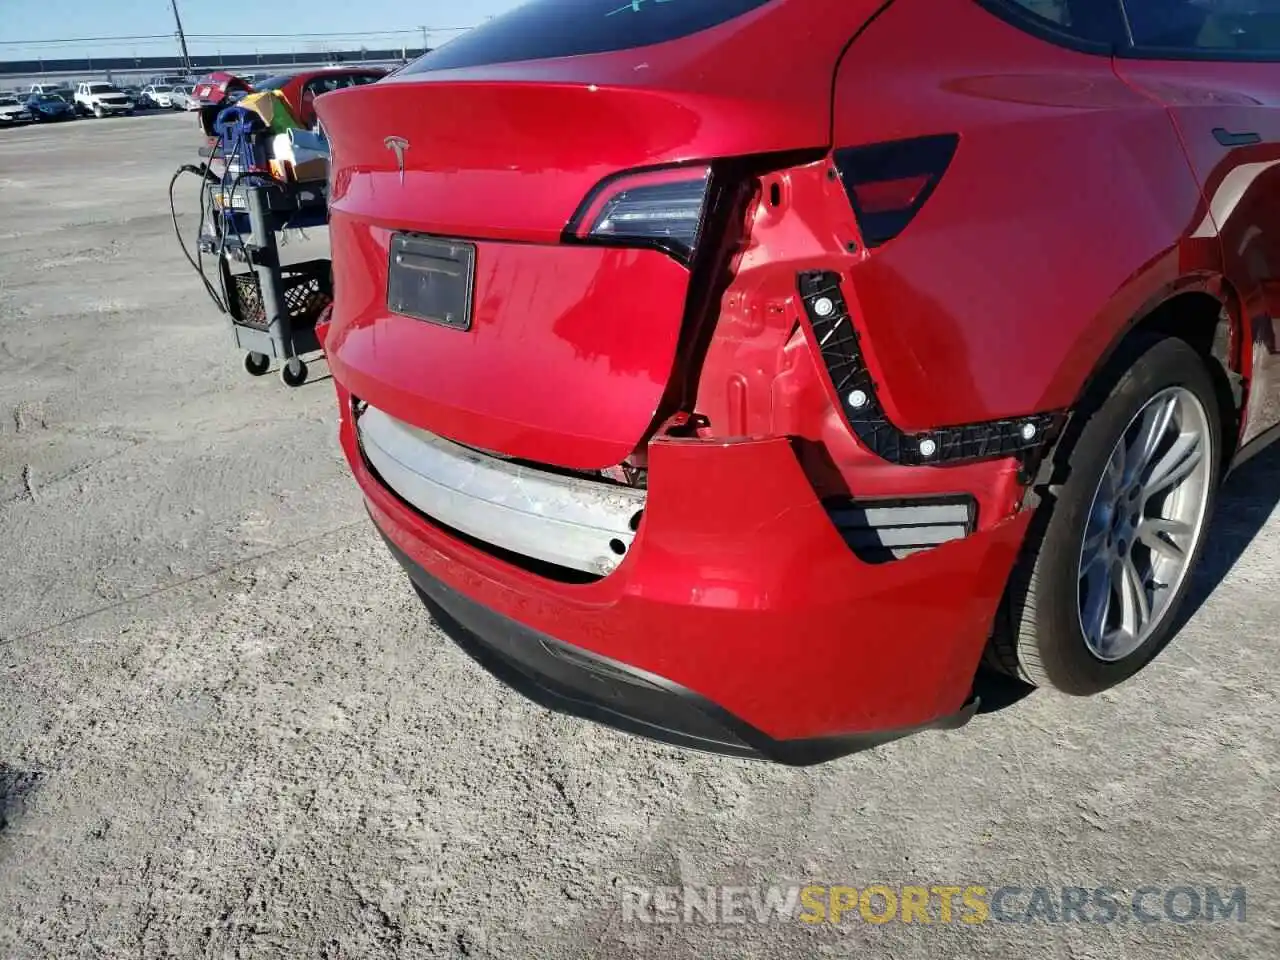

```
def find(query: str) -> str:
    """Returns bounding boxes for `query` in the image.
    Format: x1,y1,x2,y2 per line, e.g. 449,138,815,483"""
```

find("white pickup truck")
74,82,134,118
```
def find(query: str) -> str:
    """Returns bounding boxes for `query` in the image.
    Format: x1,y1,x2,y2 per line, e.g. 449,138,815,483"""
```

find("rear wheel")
994,336,1222,694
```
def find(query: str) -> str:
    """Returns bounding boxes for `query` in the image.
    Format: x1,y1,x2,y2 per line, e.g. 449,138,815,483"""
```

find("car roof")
289,66,387,79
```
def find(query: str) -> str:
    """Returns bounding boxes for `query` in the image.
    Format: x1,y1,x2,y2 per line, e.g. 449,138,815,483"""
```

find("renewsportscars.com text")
621,884,1247,925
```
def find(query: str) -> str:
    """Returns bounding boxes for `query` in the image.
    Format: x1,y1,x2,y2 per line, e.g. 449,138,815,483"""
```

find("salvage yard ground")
0,113,1278,959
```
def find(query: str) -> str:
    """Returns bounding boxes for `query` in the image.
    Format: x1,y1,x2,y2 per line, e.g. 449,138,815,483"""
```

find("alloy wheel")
1076,386,1214,662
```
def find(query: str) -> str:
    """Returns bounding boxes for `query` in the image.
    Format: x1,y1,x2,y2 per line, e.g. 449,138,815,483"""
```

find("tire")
93,104,103,119
992,335,1222,695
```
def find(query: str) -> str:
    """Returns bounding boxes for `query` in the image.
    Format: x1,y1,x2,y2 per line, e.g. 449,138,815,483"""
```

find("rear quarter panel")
832,0,1220,429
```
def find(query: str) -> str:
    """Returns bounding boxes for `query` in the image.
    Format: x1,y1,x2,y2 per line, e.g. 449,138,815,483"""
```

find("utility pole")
419,25,429,53
171,0,192,73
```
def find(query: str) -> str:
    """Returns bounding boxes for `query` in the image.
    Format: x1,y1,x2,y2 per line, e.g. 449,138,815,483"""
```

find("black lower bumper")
377,526,978,766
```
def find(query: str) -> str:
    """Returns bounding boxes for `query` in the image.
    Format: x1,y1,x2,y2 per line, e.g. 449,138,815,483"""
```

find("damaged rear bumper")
340,387,1033,760
380,529,979,764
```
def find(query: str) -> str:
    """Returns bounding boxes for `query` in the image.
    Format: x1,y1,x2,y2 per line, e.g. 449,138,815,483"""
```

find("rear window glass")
403,0,776,73
1125,0,1280,54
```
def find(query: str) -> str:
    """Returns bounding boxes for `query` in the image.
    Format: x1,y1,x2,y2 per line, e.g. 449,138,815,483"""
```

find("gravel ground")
0,114,1277,959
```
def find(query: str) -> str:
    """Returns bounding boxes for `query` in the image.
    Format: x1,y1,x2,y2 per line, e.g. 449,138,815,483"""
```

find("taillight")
567,165,712,263
834,134,958,248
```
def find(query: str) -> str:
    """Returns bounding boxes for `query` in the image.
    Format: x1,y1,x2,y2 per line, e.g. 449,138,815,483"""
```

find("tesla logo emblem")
384,136,409,184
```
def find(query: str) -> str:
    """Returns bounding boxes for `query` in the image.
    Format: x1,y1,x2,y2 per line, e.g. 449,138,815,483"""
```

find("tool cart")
173,98,333,387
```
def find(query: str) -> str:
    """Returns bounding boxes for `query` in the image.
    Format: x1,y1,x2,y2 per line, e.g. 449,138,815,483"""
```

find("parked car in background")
139,85,170,108
252,67,386,128
28,83,73,98
190,71,253,109
74,82,134,118
0,96,33,126
51,92,80,115
23,92,76,122
196,66,386,140
316,0,1280,764
170,86,197,111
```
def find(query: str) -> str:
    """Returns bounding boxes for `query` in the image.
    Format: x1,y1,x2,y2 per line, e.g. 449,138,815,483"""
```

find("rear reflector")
834,134,958,247
851,174,931,214
569,165,712,263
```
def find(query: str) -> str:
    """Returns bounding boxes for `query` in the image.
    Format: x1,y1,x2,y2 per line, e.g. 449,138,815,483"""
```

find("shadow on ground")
1181,440,1280,619
0,764,42,832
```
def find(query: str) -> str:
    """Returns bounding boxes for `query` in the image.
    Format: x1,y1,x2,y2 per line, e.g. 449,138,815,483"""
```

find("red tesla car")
315,0,1280,763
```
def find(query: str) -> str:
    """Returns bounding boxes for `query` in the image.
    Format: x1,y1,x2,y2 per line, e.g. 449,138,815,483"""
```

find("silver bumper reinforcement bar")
357,405,646,576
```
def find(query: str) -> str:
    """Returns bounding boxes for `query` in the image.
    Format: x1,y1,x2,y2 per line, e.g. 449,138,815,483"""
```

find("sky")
0,0,523,61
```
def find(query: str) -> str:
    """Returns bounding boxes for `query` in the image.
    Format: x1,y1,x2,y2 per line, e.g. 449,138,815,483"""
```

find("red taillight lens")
851,174,931,215
834,134,958,247
568,165,712,263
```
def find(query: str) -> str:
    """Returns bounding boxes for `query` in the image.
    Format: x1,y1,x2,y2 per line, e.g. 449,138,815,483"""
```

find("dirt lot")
0,114,1277,959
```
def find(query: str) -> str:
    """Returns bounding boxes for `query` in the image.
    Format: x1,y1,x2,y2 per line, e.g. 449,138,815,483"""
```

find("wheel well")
1035,290,1242,492
1122,290,1243,462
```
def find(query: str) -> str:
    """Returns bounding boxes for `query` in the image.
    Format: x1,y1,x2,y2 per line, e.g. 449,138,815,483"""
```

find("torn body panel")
690,159,1036,531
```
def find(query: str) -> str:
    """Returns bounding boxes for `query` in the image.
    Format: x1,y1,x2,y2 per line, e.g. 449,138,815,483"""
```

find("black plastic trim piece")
375,520,978,765
386,234,476,331
797,270,1059,467
1213,128,1262,147
1118,45,1280,64
825,493,978,563
834,134,959,248
826,493,978,528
